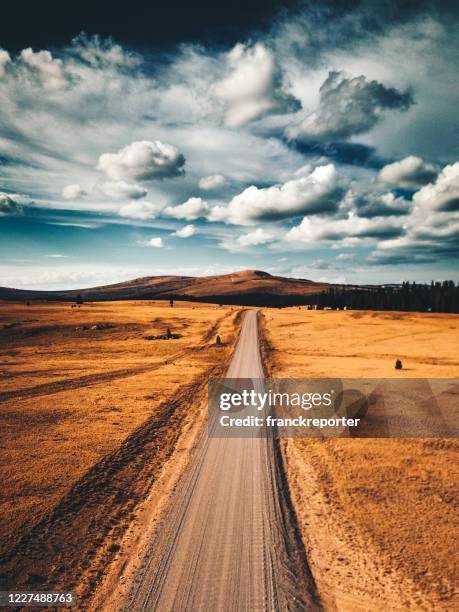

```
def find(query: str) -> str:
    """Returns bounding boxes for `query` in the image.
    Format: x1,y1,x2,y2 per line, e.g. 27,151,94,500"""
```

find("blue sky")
0,1,458,289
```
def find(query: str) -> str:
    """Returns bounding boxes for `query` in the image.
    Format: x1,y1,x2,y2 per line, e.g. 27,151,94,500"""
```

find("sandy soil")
261,308,459,611
0,300,241,603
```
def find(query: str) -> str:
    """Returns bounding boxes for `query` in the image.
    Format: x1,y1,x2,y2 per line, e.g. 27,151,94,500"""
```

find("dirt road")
125,310,319,611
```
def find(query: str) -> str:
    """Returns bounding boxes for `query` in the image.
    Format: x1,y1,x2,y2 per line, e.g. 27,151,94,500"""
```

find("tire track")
0,311,234,403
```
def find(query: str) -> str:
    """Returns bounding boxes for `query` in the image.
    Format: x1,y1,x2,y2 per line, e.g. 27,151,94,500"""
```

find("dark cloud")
357,224,405,239
0,194,22,215
437,197,459,212
287,70,414,142
368,228,459,265
288,139,387,169
0,152,40,169
350,191,410,218
367,251,436,265
273,1,459,70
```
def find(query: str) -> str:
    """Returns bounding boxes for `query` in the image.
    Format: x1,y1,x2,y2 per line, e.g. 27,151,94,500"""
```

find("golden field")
0,300,242,599
262,308,459,378
261,308,459,611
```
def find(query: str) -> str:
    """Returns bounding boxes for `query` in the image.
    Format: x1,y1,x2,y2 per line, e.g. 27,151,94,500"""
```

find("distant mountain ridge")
0,269,338,306
2,270,457,311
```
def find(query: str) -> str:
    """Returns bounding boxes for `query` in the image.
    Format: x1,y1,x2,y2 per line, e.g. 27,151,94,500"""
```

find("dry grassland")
261,308,459,612
0,300,242,599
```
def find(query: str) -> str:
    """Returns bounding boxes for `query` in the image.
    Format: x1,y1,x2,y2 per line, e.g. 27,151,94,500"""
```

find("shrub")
395,359,403,370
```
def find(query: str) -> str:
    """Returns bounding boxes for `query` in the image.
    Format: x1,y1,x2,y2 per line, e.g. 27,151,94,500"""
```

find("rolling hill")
0,269,334,306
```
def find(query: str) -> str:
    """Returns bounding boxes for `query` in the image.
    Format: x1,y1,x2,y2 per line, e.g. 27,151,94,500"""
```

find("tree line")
307,281,459,313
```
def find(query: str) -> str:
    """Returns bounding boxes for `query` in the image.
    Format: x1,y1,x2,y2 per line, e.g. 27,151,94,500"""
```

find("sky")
0,0,458,289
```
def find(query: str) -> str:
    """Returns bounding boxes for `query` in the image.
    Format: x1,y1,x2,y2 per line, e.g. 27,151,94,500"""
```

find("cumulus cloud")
147,237,164,248
237,228,275,246
286,213,405,245
174,224,195,238
118,200,162,219
20,48,69,90
97,140,185,181
62,184,87,200
214,43,300,127
378,156,438,189
209,164,344,225
100,180,147,199
367,162,459,264
287,71,414,142
164,197,210,220
412,162,459,212
199,174,227,191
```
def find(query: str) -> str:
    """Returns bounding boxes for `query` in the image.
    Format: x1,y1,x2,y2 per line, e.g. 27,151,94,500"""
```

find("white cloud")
71,34,141,69
100,180,147,199
291,164,313,179
378,156,438,189
62,184,87,200
164,197,209,220
336,253,354,261
0,49,11,77
237,228,275,246
20,48,69,91
198,174,227,190
118,200,162,219
0,191,32,205
286,213,405,245
97,140,185,181
174,224,195,238
209,164,344,225
412,162,459,212
367,163,459,263
147,237,164,248
0,38,305,219
214,43,300,127
0,264,156,290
